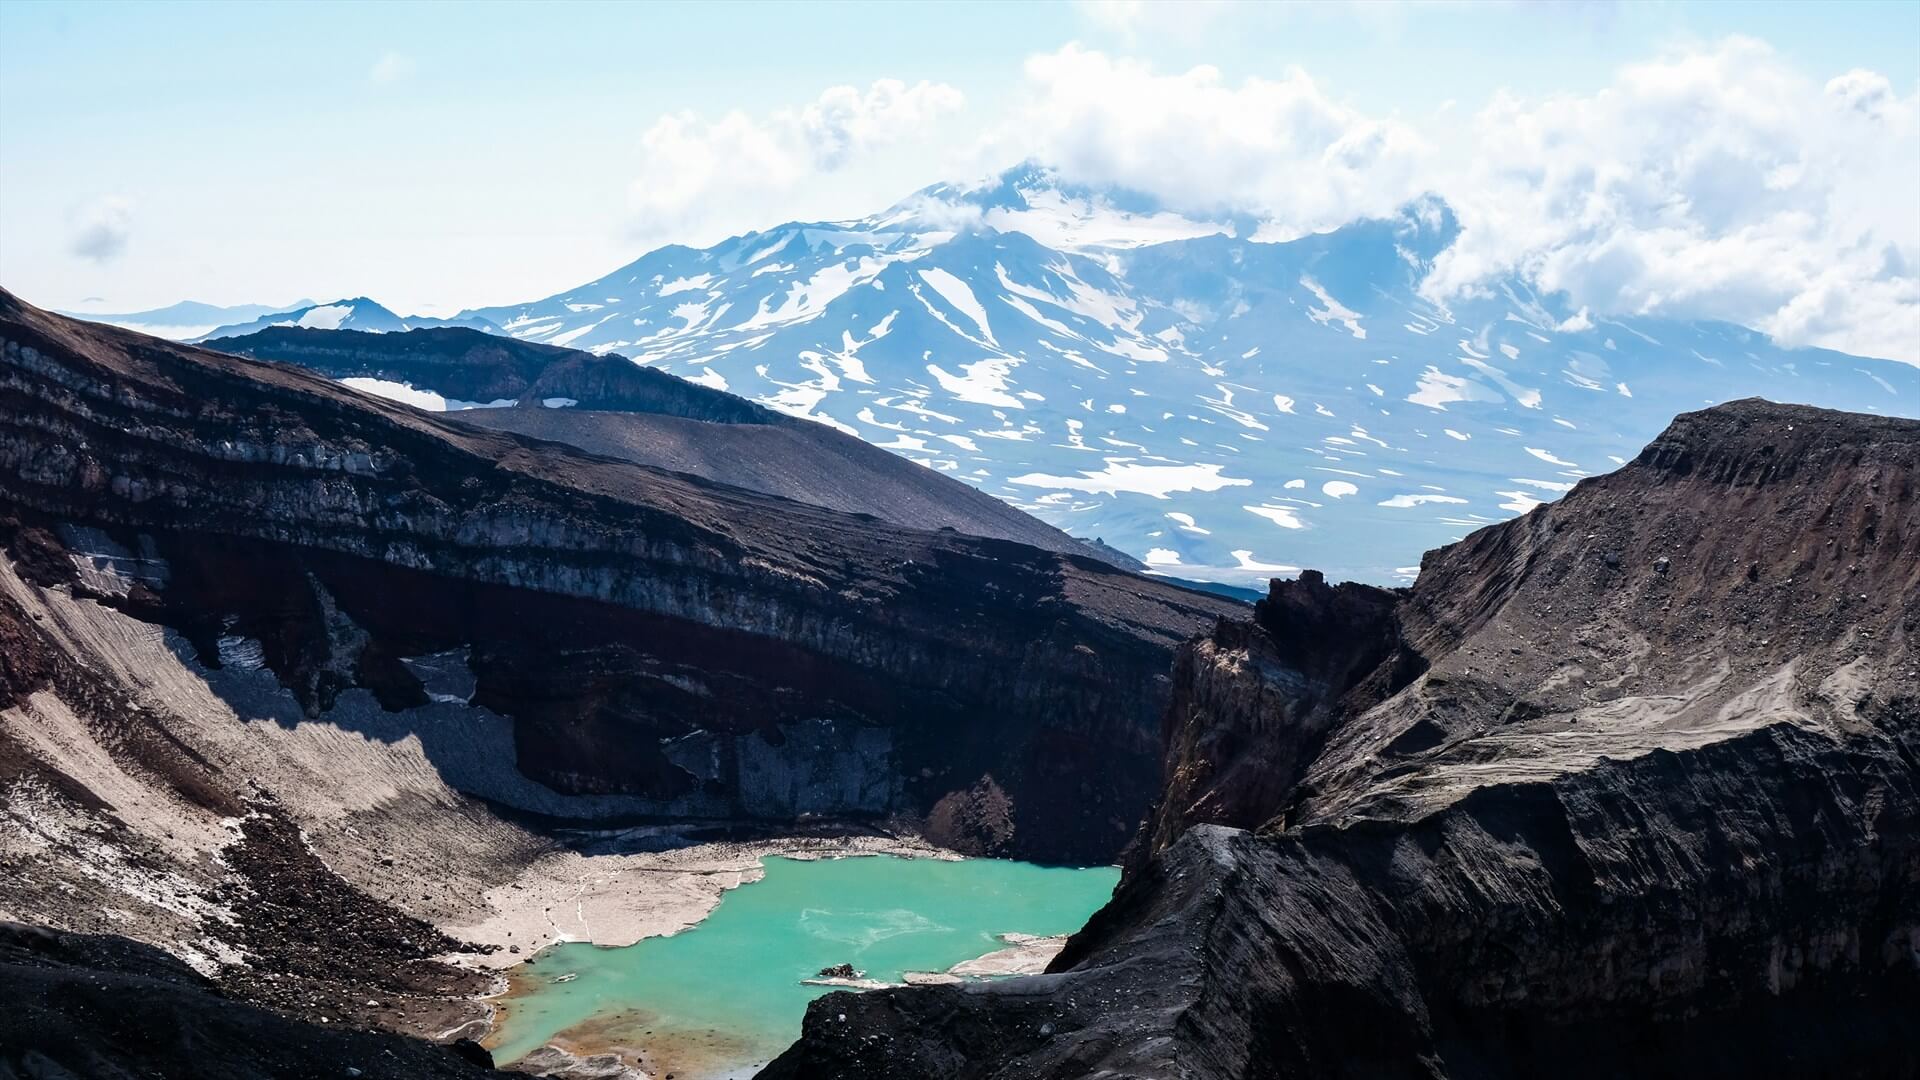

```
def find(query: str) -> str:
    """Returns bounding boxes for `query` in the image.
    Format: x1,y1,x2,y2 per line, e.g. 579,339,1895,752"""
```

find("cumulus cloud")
1420,38,1919,361
993,45,1428,238
617,41,1916,362
68,196,132,262
629,79,965,245
975,41,1918,362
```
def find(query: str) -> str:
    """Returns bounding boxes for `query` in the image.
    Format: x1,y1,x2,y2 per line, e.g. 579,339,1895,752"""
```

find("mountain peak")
895,162,1232,252
193,297,410,342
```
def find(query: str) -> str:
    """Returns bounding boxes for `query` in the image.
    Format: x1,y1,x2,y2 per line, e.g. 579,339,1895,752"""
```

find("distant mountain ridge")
458,164,1918,583
56,298,316,341
211,323,1139,567
191,299,500,342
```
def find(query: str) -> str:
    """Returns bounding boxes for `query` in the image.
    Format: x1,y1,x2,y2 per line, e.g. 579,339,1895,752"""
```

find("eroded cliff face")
0,290,1239,863
1140,569,1417,860
762,399,1920,1079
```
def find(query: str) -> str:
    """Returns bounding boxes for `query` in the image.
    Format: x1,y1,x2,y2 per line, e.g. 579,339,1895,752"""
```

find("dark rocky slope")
0,921,504,1080
0,288,1237,863
762,399,1920,1079
212,324,1138,567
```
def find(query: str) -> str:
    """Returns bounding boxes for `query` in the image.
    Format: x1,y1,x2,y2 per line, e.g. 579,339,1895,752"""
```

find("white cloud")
993,45,1429,237
1421,38,1919,362
629,79,965,246
68,196,131,262
598,39,1915,363
369,51,415,85
967,41,1919,363
1555,307,1594,332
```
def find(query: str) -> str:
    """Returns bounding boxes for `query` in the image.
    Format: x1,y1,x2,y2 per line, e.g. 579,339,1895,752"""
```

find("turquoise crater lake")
485,854,1120,1077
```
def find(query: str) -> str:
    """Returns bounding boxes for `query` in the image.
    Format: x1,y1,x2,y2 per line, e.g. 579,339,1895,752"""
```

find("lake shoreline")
475,850,1119,1077
443,829,959,1057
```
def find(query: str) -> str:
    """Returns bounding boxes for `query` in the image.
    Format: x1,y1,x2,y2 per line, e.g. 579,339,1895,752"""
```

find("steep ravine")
762,399,1920,1079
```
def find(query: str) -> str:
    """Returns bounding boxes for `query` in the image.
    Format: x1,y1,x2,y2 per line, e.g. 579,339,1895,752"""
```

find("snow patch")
1244,504,1305,529
1008,460,1251,499
1300,276,1365,339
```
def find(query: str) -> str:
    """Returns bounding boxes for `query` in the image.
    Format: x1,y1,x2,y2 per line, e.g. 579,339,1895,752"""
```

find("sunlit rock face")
763,399,1920,1080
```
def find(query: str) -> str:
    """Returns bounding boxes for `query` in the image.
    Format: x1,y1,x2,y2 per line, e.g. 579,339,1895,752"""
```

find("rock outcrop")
761,399,1920,1079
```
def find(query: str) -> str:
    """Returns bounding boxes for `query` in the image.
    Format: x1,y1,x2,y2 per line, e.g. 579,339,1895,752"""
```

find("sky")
1,0,1916,359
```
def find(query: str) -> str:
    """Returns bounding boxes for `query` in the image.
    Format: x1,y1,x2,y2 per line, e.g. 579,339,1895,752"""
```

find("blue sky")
1,0,1915,356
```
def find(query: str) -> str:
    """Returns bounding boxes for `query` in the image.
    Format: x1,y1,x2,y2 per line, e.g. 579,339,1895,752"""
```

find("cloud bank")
628,79,965,246
625,40,1917,361
1425,39,1919,363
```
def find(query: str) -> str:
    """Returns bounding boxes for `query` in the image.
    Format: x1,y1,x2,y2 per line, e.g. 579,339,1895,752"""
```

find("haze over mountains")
55,298,315,341
66,165,1919,583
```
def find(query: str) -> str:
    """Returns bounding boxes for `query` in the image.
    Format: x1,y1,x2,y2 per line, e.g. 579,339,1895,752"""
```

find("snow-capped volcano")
463,166,1917,583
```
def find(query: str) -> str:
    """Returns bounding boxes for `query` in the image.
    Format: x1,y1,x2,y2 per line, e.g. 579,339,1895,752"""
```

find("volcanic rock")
760,400,1920,1079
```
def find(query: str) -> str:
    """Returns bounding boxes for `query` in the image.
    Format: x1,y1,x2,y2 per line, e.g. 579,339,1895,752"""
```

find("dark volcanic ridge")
763,399,1920,1080
210,322,1140,569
